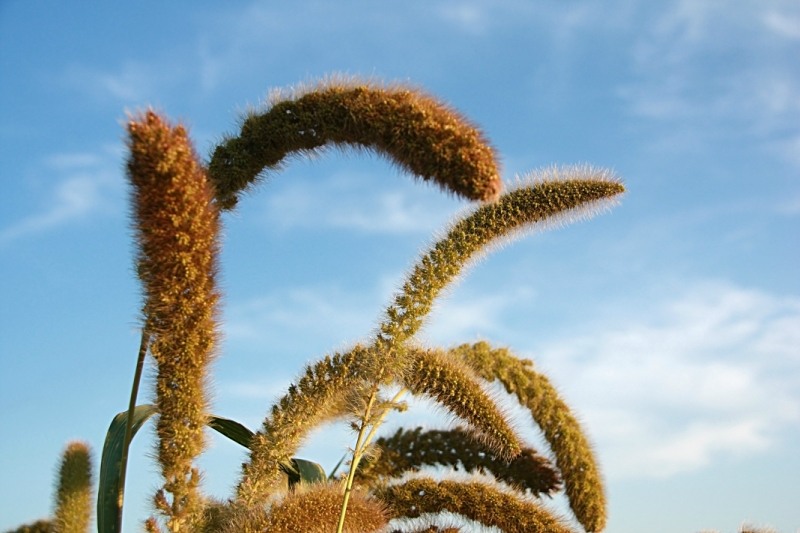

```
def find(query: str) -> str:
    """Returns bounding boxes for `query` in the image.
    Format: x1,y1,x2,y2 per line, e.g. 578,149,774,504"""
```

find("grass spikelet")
127,111,221,530
358,426,561,497
376,169,623,365
377,476,576,533
208,79,502,209
403,348,521,459
454,341,606,532
235,346,372,507
53,441,92,533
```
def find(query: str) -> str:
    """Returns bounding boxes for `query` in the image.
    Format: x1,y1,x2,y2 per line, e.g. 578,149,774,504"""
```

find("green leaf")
208,415,254,448
97,404,157,533
97,405,320,531
328,453,348,480
282,458,327,487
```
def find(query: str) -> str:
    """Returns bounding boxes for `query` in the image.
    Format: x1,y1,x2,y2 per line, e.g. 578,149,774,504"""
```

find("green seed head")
455,341,607,533
53,441,92,533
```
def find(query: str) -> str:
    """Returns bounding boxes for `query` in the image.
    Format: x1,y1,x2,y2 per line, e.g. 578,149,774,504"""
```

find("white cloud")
438,4,490,35
418,286,537,346
619,1,800,166
763,9,800,40
61,61,165,104
223,283,381,347
260,170,462,235
0,149,120,246
528,279,800,480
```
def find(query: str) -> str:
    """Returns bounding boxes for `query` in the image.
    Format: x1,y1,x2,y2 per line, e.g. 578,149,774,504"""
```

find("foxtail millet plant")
453,341,607,532
11,78,633,533
208,78,502,209
376,476,576,533
128,111,222,531
355,426,562,497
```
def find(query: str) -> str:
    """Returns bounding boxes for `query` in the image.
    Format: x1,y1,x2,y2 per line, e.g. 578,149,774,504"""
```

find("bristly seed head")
208,78,502,209
127,110,221,530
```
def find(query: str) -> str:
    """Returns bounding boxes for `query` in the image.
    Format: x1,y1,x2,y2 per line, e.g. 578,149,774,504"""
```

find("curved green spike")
376,169,624,360
454,341,607,533
402,347,521,459
236,346,372,507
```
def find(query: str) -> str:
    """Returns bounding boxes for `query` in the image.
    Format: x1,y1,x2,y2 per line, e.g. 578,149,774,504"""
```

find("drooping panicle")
376,168,624,364
235,346,373,508
402,347,521,459
127,111,221,531
377,476,576,533
357,427,561,497
208,79,502,209
454,341,607,533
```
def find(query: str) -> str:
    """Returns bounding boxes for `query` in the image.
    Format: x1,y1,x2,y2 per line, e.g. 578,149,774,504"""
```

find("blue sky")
1,1,798,532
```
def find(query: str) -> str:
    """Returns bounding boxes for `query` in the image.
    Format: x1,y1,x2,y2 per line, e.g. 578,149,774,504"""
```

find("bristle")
402,348,521,460
235,346,373,507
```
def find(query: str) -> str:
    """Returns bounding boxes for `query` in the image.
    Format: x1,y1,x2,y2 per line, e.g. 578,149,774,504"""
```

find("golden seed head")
208,79,502,209
377,476,577,533
127,110,221,529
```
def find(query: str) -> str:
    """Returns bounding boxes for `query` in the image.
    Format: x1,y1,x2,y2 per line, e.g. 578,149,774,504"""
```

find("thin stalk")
116,330,150,531
336,387,408,533
337,390,377,533
359,388,408,453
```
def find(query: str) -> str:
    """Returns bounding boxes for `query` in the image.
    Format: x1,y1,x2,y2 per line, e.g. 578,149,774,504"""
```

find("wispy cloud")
218,272,800,482
0,148,121,246
223,282,384,348
61,61,167,105
418,285,537,346
619,1,800,165
763,9,800,40
529,279,800,479
258,169,463,235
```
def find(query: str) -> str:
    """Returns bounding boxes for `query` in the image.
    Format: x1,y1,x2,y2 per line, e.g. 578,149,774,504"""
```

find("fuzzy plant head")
127,111,222,531
13,77,633,533
54,441,93,533
208,79,502,209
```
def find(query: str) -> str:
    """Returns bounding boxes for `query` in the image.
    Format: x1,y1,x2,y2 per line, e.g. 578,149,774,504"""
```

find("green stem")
116,330,150,531
336,387,408,533
337,389,378,533
359,388,408,453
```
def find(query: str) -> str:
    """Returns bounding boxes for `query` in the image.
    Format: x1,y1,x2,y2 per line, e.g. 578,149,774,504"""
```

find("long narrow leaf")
98,406,323,532
97,404,157,533
208,415,254,448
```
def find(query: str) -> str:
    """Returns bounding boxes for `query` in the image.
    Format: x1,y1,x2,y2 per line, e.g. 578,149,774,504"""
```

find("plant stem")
336,387,408,533
360,388,408,452
116,330,149,531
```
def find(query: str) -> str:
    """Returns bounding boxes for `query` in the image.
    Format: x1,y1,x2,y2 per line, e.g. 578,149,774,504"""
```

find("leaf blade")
97,404,157,533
